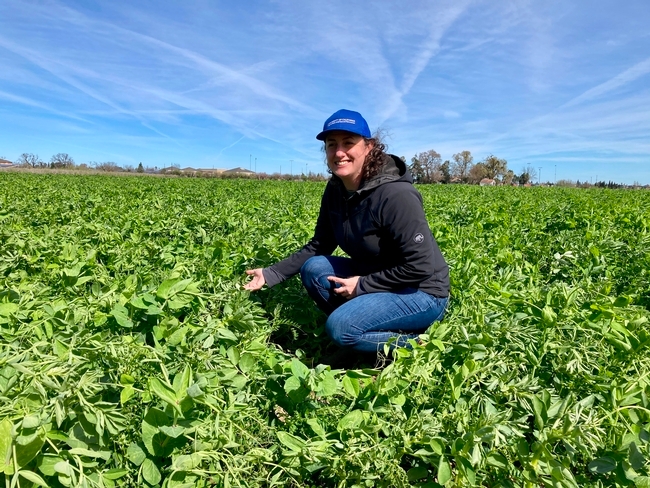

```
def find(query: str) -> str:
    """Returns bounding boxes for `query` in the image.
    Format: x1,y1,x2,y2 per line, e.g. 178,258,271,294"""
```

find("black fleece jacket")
262,154,449,297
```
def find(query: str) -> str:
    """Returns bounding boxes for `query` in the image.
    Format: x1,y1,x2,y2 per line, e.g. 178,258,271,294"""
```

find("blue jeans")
300,256,448,353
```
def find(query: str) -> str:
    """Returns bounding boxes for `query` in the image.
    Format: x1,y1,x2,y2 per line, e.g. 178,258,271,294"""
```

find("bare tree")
50,153,75,169
468,163,488,184
451,150,473,182
16,153,43,168
92,161,122,172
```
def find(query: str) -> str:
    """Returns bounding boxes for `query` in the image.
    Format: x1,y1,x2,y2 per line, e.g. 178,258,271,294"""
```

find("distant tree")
50,153,74,169
518,166,537,185
482,155,508,181
409,155,425,183
556,179,575,187
468,163,488,184
137,162,144,173
451,151,473,182
503,169,516,185
93,161,122,172
410,150,443,183
16,153,43,168
440,160,451,183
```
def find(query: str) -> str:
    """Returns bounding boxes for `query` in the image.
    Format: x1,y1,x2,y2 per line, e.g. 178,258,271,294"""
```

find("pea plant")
1,173,649,487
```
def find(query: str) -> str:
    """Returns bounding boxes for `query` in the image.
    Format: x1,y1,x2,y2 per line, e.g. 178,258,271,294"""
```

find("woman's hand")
328,275,360,299
244,268,266,291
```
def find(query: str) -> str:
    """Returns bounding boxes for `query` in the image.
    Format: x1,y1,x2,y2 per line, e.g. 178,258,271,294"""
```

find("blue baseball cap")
316,109,371,141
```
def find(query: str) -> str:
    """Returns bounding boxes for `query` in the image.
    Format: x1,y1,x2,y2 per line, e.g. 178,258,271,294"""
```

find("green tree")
410,150,442,183
409,155,425,183
137,162,145,173
482,155,508,180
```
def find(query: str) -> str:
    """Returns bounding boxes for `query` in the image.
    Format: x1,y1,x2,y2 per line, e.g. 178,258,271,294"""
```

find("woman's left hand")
328,276,360,300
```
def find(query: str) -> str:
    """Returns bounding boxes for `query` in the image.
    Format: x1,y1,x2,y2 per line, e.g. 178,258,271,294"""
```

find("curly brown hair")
360,133,387,181
323,131,388,183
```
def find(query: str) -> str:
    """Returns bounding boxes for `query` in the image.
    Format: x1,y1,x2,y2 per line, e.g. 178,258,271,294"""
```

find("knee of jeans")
300,256,328,284
325,315,359,348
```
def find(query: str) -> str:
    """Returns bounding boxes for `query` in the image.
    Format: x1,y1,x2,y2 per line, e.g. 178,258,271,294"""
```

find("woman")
245,109,449,356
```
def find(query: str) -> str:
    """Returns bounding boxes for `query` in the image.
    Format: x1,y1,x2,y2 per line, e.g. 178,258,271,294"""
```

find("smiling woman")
245,109,450,364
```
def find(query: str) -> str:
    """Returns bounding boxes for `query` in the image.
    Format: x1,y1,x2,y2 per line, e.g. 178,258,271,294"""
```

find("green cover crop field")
1,173,650,488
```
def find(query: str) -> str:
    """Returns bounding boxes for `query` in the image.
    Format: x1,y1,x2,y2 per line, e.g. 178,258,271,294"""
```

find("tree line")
15,153,147,173
406,150,537,185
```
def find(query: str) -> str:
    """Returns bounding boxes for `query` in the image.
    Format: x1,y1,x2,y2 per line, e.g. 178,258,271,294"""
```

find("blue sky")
1,0,649,184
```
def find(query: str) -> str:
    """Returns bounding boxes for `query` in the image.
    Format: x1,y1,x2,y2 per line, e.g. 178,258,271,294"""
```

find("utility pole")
555,165,557,184
538,167,542,185
290,160,293,176
249,154,251,170
255,158,257,173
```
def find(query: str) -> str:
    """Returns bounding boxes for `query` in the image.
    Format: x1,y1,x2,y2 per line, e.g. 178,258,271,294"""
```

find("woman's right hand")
243,268,266,291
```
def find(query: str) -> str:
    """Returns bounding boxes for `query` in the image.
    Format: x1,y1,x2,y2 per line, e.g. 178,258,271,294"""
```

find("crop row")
1,173,650,487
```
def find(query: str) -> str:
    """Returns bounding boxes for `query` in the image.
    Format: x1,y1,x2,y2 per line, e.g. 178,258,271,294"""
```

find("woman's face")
325,131,373,190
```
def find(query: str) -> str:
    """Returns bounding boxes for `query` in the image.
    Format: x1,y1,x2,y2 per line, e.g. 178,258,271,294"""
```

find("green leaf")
120,374,135,385
630,442,646,471
290,358,310,379
486,451,508,470
172,365,192,399
19,470,49,487
0,418,13,474
317,371,338,397
15,426,46,468
0,303,19,317
216,328,238,342
111,304,133,328
239,353,256,373
157,278,181,299
21,415,40,429
306,418,327,439
172,453,202,471
635,477,650,488
149,377,182,414
588,456,617,473
142,458,162,485
121,385,135,404
438,455,452,484
186,383,204,399
337,410,364,431
54,460,73,476
532,395,548,430
284,375,301,394
37,455,64,476
126,443,147,466
342,375,360,397
146,305,164,316
142,408,172,457
277,431,305,452
407,466,429,481
69,447,112,460
159,425,185,438
103,468,129,480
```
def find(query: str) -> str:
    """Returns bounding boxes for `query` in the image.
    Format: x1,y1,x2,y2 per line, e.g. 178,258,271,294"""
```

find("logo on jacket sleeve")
413,233,424,243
